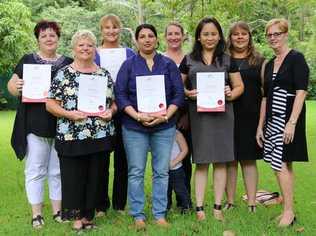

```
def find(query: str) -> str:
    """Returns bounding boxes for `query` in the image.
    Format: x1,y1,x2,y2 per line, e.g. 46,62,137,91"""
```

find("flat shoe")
134,219,146,231
155,218,170,228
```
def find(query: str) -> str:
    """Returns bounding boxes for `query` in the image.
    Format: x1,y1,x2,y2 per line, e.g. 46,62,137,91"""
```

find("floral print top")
48,65,115,142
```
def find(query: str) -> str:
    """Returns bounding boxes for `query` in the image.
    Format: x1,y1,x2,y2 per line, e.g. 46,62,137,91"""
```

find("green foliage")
0,0,316,100
0,0,35,75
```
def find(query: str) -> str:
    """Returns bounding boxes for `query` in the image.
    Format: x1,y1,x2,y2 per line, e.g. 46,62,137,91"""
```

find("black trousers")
59,151,110,221
167,166,191,209
97,118,128,211
177,127,192,206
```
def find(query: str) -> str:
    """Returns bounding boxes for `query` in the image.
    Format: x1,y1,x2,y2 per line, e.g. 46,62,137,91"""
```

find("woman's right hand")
138,113,154,124
67,110,87,121
15,78,24,92
185,89,198,100
256,127,265,148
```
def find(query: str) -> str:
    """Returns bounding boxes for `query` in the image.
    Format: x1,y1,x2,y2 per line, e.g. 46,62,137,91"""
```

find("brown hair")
227,21,264,66
265,18,289,35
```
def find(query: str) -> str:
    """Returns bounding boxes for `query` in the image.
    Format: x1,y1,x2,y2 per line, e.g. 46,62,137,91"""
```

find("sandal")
248,205,256,213
53,211,67,223
83,222,97,230
223,202,235,210
196,206,206,221
213,204,224,222
31,215,44,229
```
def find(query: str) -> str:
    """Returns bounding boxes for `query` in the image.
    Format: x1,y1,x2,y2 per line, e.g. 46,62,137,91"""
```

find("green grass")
0,101,315,235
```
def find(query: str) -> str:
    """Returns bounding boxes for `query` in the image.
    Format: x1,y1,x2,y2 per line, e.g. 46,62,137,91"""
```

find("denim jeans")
122,125,176,220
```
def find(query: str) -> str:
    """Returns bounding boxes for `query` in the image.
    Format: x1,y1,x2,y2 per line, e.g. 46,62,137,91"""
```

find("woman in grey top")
179,17,243,221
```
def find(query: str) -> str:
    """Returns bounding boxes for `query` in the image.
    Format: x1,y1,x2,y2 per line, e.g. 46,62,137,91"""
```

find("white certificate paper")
22,64,52,103
77,74,108,116
196,72,225,112
136,75,167,115
99,48,126,82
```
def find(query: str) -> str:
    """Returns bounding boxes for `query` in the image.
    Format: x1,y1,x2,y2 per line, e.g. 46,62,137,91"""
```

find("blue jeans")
122,126,176,220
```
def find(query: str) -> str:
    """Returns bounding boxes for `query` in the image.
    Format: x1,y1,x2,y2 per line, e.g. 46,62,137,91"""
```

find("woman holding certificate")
256,19,309,227
225,21,265,212
115,24,184,229
7,20,72,228
179,17,244,221
94,14,135,215
46,30,116,231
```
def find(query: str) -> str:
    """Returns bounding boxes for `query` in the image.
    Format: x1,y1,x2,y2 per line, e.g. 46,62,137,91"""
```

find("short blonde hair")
99,14,122,30
265,18,289,34
71,30,97,48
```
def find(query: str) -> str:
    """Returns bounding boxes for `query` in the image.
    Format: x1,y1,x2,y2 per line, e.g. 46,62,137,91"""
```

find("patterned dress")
263,50,309,171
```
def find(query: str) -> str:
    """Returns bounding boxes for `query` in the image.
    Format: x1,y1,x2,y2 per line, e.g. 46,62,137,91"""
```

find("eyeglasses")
266,32,285,39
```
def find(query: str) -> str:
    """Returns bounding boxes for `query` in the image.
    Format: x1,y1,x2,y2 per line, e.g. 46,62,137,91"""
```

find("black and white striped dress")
263,50,309,171
263,73,287,171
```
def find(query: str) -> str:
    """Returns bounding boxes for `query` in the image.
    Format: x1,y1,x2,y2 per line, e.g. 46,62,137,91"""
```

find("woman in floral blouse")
46,30,116,231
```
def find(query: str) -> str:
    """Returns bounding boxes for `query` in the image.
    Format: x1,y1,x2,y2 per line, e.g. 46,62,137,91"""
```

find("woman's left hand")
143,115,166,127
98,109,113,121
283,122,296,144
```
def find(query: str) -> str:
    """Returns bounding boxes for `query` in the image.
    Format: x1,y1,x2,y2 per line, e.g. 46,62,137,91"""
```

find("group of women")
8,14,309,231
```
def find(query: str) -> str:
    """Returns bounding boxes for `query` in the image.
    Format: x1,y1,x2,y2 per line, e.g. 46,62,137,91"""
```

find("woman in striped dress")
256,18,309,227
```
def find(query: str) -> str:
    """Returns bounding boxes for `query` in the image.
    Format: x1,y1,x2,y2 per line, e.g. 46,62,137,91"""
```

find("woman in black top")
7,20,72,228
256,19,309,227
225,21,265,212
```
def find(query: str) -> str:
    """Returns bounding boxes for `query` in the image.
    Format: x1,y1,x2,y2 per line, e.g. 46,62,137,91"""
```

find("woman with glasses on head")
225,21,265,212
256,18,309,227
7,20,72,229
94,14,135,215
179,17,244,221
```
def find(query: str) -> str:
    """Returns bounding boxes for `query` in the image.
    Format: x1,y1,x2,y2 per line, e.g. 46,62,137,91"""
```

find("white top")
170,134,182,170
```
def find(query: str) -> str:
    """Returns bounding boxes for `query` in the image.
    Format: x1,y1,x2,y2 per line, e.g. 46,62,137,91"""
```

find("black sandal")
213,204,224,221
196,206,205,221
83,222,97,230
53,211,67,223
223,203,235,210
248,205,256,213
31,215,44,229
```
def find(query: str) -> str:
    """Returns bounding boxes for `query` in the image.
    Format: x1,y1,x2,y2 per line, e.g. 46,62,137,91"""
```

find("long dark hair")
190,17,226,65
227,21,264,66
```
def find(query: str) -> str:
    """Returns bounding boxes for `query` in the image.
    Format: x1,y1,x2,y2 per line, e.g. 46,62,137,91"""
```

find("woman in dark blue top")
115,24,184,228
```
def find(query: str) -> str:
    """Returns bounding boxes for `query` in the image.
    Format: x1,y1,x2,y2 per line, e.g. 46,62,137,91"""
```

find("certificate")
22,64,51,103
99,48,126,82
77,74,108,116
196,72,225,112
136,75,167,115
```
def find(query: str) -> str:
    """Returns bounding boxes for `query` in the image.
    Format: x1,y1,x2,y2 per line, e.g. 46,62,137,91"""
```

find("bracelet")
163,115,168,123
136,113,141,122
289,119,297,125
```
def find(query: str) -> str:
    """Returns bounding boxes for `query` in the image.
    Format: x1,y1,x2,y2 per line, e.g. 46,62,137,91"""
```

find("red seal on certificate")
159,103,165,109
98,105,104,111
217,100,223,105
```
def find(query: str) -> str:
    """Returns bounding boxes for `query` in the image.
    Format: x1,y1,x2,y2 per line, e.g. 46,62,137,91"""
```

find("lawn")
0,101,315,236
